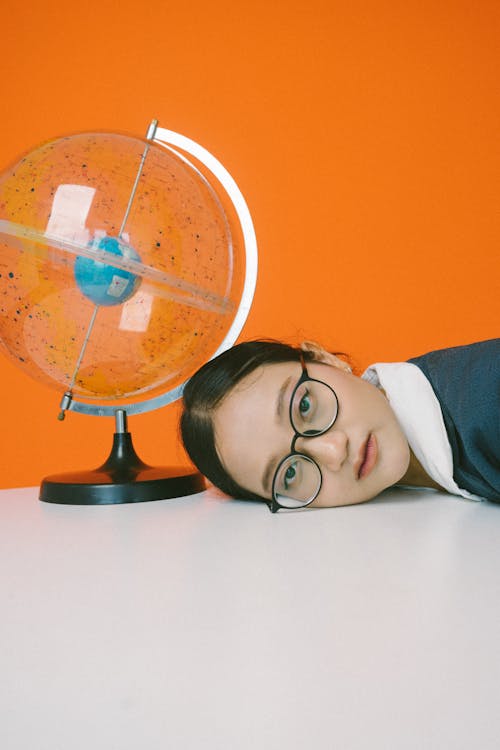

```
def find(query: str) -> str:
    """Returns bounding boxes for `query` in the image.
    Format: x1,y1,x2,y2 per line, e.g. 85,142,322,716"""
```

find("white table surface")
1,485,499,750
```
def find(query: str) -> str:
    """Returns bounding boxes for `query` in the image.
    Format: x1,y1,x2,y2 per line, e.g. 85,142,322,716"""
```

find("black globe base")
40,428,205,505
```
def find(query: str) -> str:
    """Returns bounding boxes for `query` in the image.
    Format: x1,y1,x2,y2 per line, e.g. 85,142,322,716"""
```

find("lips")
356,433,378,479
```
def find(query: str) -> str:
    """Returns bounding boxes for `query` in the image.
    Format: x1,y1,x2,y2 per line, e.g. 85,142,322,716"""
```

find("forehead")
213,361,299,494
221,361,296,411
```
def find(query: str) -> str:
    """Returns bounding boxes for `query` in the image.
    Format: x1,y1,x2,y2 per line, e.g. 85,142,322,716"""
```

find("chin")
383,436,411,488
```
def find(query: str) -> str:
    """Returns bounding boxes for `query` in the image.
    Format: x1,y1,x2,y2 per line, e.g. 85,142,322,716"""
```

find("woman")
180,338,500,511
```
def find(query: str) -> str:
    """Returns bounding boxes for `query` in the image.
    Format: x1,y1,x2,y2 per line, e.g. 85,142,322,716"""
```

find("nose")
295,430,348,472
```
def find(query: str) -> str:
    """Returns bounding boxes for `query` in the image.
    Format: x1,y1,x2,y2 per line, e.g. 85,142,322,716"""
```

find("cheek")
353,381,402,439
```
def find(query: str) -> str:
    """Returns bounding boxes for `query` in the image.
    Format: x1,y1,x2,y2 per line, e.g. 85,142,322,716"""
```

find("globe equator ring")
0,219,232,315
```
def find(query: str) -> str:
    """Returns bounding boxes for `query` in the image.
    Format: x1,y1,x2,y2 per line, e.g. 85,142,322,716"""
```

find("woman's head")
181,340,307,501
181,340,411,508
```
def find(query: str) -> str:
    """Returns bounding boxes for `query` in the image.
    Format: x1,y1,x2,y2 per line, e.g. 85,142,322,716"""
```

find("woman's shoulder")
407,338,499,419
408,338,500,369
408,338,499,501
408,339,499,392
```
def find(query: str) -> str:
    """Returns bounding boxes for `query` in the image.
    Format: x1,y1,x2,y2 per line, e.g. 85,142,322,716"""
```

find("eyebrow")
261,375,293,495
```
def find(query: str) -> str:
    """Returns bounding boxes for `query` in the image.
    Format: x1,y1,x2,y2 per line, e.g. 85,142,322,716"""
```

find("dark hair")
180,340,314,502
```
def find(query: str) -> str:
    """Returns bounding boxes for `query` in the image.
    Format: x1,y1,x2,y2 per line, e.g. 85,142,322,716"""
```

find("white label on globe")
108,275,129,298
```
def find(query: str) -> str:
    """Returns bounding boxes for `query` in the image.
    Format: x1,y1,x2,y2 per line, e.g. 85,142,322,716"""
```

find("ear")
300,341,352,373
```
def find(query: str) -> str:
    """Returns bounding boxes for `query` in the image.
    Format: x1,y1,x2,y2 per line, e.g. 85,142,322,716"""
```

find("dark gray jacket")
409,339,500,502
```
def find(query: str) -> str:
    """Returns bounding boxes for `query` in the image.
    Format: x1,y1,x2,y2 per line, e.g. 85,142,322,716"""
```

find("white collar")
362,362,482,501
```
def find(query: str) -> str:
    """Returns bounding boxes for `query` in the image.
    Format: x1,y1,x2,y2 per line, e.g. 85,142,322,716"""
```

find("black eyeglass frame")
269,357,339,513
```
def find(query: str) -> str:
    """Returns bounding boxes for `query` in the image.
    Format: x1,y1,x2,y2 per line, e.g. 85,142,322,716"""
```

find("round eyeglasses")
270,358,339,513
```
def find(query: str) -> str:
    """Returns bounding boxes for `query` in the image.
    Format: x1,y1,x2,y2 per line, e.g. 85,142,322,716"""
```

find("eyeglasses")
269,357,339,513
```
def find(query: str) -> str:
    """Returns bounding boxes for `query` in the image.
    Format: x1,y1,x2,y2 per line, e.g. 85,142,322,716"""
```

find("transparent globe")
0,128,248,408
0,124,257,503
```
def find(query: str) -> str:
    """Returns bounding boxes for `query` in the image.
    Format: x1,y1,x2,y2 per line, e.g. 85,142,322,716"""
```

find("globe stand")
39,410,205,505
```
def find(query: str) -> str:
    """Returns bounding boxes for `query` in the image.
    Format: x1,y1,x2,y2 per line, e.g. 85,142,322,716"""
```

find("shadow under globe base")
39,427,205,505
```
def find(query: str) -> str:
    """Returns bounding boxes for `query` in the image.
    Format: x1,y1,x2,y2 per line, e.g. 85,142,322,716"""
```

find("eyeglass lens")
290,377,338,435
274,454,322,508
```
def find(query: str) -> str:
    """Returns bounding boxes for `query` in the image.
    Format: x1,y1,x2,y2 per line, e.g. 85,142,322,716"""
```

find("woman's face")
213,359,411,507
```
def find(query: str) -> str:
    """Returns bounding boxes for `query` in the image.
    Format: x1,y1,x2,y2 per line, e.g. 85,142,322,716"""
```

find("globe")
0,121,257,504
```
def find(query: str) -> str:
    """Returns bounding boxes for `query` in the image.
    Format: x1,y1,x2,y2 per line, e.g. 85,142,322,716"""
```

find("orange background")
1,0,498,489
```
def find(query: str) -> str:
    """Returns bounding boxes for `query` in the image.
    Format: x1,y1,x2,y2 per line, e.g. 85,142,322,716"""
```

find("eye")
292,385,315,427
284,461,298,490
299,391,311,415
